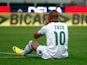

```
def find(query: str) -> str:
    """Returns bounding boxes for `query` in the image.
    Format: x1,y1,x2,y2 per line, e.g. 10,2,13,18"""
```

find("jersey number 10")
54,31,65,46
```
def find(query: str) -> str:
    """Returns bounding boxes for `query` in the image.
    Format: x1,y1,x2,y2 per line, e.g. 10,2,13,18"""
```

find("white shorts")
36,45,52,59
36,45,69,59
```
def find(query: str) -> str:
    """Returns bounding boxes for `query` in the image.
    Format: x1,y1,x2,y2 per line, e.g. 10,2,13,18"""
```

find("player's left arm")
34,26,47,39
34,16,49,39
44,15,51,25
34,31,41,39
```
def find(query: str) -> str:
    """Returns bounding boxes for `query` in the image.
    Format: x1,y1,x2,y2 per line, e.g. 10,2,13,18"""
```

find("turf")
0,26,87,65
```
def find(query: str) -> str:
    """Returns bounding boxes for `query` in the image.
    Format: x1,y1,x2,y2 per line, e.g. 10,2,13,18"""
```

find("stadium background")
0,0,87,65
0,0,87,26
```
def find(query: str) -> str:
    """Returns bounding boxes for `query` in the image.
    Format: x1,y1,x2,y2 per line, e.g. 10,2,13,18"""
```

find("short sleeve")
38,26,47,35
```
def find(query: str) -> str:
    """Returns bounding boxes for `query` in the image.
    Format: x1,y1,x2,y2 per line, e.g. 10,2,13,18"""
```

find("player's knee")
31,41,39,51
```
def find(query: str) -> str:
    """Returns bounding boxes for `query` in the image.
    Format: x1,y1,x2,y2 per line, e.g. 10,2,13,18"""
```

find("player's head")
48,10,59,22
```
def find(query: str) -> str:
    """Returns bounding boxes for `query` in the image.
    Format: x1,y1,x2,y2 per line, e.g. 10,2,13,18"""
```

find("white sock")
22,40,33,56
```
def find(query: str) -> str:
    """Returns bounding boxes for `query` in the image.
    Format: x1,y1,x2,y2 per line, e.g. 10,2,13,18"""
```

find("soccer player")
13,10,69,59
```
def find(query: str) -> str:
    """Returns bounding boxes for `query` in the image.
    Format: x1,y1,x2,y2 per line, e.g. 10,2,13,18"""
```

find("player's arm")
34,31,41,39
34,26,46,39
45,18,49,25
34,30,44,39
45,15,51,25
34,15,50,39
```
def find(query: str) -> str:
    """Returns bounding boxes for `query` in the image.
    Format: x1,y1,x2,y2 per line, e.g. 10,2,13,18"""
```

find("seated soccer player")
13,10,69,59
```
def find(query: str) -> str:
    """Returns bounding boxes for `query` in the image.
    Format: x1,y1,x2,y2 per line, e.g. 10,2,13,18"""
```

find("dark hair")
48,10,59,21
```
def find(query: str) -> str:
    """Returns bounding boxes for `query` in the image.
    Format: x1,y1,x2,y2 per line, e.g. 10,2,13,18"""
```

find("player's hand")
45,16,51,25
34,32,41,39
45,18,49,25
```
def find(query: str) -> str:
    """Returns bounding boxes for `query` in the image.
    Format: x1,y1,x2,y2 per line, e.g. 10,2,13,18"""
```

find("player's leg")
22,40,39,56
36,46,52,59
13,40,39,56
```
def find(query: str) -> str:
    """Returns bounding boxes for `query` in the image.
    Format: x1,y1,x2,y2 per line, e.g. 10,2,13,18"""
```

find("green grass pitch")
0,26,87,65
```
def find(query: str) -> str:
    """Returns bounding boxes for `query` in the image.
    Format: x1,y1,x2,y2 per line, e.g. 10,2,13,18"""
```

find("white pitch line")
0,52,15,55
0,52,38,58
0,56,25,58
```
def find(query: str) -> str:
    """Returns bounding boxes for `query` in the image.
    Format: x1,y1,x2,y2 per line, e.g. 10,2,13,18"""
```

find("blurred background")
0,0,87,12
0,0,87,6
